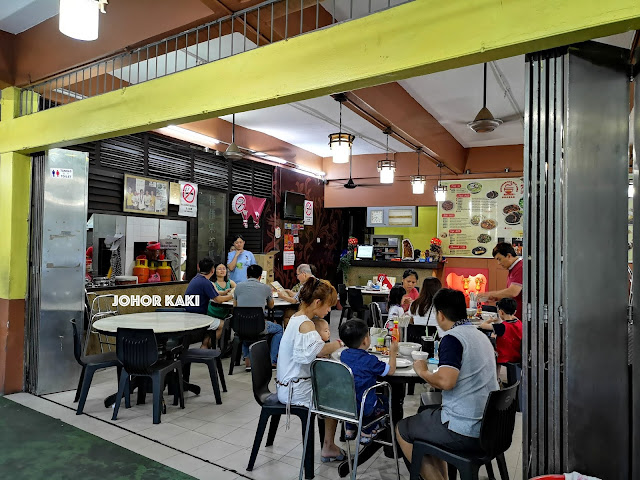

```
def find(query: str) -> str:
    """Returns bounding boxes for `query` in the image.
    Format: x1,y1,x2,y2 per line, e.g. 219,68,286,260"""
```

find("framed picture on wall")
123,174,169,216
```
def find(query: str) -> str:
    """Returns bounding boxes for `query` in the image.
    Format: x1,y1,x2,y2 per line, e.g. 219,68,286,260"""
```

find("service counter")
346,260,443,286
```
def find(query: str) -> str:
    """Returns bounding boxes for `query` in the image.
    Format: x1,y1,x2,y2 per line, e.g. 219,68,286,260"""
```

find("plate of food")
480,219,497,230
380,357,413,368
505,212,522,225
441,200,454,211
467,182,483,194
470,214,485,226
503,204,521,215
472,246,487,256
477,233,491,243
486,190,499,199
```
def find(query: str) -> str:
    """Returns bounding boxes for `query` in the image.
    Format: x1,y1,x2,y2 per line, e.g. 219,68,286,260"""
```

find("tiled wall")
125,217,160,275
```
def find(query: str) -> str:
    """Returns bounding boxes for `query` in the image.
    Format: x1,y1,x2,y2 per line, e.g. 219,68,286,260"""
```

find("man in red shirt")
478,243,523,319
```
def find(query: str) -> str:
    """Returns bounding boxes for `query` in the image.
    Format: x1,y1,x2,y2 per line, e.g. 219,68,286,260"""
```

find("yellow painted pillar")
0,86,32,393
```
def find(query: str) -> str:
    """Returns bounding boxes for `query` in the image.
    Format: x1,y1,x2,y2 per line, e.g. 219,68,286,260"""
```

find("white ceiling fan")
223,114,245,160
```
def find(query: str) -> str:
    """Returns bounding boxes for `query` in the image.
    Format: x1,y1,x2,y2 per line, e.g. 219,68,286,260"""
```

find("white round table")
92,312,213,334
220,298,295,308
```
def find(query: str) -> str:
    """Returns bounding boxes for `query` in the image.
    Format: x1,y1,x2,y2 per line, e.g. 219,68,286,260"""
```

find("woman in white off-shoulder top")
276,277,345,461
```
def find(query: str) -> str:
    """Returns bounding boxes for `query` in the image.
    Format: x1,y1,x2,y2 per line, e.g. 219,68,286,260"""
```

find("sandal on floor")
321,448,346,463
359,431,374,444
344,430,357,441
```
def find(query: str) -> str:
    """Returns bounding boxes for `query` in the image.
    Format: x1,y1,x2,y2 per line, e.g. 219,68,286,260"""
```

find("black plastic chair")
338,284,352,328
229,307,267,375
71,319,121,415
347,288,367,322
409,383,519,480
112,328,184,424
246,341,324,479
369,302,384,328
499,362,522,412
176,348,226,405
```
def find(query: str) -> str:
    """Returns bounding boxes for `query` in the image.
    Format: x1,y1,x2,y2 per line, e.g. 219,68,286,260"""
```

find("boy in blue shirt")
339,319,398,443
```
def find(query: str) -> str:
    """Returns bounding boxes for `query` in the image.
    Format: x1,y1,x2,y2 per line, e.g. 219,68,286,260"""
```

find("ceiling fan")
223,114,244,160
465,63,521,132
332,154,387,188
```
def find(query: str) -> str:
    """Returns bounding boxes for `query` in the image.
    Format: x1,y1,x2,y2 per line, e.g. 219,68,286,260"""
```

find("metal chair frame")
369,302,384,328
300,358,400,480
85,293,120,354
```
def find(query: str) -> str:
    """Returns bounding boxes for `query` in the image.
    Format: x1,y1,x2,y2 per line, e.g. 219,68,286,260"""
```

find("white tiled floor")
6,311,523,480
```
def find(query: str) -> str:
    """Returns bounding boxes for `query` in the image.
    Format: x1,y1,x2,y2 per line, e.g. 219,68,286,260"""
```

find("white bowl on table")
398,342,421,356
411,351,430,362
466,308,477,318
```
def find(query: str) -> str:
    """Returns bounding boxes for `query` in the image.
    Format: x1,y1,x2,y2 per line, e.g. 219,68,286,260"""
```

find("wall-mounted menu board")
436,178,524,258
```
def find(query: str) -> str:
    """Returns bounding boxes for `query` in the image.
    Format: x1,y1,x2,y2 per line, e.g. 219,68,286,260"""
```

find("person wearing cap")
227,234,256,284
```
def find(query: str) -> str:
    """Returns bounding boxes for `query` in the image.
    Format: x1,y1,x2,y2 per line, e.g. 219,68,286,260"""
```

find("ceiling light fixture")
434,163,447,202
468,63,503,133
157,125,221,147
410,148,427,194
329,94,355,164
377,129,396,184
59,0,106,41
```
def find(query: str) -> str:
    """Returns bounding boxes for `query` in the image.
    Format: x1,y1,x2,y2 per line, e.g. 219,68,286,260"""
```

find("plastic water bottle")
434,340,440,360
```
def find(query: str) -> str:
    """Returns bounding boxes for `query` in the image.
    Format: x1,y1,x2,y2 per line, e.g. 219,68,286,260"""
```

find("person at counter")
227,234,256,284
401,269,420,312
477,242,523,319
184,257,227,348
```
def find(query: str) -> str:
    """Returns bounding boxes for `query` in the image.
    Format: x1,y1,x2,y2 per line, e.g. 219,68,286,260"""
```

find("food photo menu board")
437,178,524,258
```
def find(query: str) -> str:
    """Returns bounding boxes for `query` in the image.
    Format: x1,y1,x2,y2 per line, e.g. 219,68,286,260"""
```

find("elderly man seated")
234,264,283,371
396,288,499,480
278,263,315,304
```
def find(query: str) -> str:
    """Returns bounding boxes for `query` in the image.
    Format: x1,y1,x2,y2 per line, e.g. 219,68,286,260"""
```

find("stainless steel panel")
631,46,640,480
563,45,629,478
33,149,88,394
525,43,630,478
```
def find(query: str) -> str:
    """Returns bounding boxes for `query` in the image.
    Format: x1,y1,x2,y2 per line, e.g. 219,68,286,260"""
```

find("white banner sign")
179,181,198,217
303,200,314,225
283,251,296,267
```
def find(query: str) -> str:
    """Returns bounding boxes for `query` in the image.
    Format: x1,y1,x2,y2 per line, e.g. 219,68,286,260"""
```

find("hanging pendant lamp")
434,163,447,201
377,129,396,184
468,63,503,133
59,0,103,41
329,97,355,164
224,114,244,160
410,149,426,194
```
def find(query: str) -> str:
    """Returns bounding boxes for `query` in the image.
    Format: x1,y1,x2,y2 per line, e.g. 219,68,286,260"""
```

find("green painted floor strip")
0,397,195,479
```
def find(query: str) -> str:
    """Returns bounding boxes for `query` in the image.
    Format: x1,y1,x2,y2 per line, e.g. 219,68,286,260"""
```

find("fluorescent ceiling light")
158,126,221,147
52,88,87,100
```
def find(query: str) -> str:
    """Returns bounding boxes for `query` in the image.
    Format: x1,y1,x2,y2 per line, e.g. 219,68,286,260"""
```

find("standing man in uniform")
477,242,523,319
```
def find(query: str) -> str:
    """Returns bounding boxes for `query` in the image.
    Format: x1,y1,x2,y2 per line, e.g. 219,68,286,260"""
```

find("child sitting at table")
478,297,522,379
386,285,406,324
339,319,398,443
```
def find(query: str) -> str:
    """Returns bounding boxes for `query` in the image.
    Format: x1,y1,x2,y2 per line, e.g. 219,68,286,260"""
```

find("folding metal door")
26,149,88,395
524,42,630,478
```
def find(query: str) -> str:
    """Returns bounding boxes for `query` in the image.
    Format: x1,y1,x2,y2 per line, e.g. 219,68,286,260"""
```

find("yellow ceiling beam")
2,0,640,154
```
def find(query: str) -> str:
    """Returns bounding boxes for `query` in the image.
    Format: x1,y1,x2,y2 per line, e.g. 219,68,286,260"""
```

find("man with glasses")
279,264,315,304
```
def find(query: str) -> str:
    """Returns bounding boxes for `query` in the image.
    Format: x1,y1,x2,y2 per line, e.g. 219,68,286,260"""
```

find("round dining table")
93,312,214,408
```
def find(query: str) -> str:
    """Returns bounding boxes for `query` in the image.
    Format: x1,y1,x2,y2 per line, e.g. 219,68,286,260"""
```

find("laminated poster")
437,178,524,258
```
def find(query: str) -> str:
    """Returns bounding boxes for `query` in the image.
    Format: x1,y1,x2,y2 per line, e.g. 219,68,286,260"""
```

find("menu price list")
437,178,524,258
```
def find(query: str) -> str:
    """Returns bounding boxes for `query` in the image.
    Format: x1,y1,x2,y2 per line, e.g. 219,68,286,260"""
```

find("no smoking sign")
178,181,198,217
182,183,196,203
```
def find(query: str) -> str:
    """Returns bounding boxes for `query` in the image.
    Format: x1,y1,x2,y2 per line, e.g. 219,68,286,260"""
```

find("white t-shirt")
412,305,445,337
388,305,404,319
